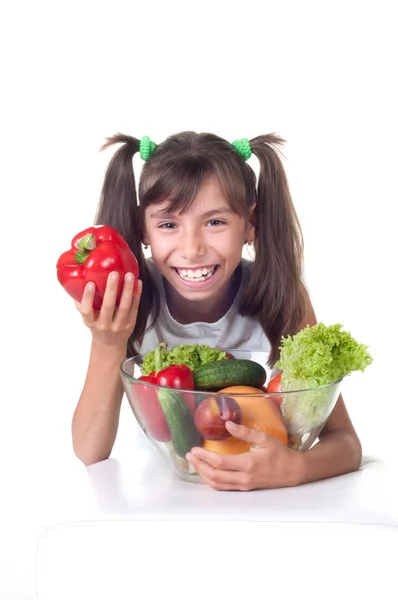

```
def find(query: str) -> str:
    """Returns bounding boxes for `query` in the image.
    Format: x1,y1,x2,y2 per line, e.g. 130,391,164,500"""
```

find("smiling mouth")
174,265,218,282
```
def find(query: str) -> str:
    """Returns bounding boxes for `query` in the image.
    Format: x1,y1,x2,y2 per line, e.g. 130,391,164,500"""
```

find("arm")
187,283,362,490
71,272,142,466
72,341,125,466
295,395,362,485
295,283,362,483
187,404,362,491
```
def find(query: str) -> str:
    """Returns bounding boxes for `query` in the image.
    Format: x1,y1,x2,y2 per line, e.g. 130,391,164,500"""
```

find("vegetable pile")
133,343,268,457
141,343,230,375
126,322,373,469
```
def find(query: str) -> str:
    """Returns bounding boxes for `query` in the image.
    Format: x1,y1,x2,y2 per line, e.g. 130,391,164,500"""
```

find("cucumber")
193,359,267,390
158,389,202,457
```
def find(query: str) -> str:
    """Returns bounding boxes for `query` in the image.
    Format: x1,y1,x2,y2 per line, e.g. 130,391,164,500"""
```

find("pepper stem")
75,234,96,264
154,342,167,375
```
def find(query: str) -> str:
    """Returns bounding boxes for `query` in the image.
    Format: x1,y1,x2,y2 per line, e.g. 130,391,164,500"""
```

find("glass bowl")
120,350,342,483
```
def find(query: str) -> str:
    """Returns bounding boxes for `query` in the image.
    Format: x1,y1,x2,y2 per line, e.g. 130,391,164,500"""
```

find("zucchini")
158,389,201,457
193,359,266,390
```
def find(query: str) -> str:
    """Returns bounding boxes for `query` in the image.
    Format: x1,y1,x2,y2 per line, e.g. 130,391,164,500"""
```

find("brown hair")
94,131,305,365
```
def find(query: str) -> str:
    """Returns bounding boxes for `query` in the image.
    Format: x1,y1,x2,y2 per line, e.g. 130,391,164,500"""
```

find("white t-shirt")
137,258,275,377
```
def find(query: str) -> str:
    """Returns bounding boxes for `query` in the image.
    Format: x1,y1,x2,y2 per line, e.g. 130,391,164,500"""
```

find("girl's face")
144,177,254,308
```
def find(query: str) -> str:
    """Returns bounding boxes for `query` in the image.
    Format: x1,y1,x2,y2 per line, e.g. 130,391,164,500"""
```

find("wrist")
90,339,127,365
290,448,307,487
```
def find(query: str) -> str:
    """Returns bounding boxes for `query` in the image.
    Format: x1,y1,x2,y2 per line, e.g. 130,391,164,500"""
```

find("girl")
72,131,362,491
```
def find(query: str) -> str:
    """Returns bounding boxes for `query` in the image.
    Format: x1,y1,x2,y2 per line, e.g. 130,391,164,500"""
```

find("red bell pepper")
155,364,194,390
133,344,196,442
133,375,172,442
56,225,139,310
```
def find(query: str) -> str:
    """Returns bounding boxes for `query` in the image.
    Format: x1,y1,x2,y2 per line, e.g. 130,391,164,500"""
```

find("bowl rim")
120,355,343,395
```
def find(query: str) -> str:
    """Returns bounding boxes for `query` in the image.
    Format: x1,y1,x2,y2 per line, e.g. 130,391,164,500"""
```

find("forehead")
147,176,232,216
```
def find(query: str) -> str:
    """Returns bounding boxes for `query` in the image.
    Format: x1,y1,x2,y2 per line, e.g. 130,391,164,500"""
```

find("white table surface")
32,432,398,600
3,418,396,600
40,431,398,529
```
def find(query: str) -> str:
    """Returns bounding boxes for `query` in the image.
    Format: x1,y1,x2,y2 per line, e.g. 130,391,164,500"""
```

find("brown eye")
208,219,226,227
159,222,177,229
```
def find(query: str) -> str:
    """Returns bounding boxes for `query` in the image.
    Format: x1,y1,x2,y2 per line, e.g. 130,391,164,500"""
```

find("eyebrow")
149,207,236,219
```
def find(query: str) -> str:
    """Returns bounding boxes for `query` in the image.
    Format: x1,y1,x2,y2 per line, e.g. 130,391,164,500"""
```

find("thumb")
225,421,272,448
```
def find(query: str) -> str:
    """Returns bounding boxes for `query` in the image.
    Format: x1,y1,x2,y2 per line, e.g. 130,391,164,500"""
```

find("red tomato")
267,373,282,393
267,373,283,407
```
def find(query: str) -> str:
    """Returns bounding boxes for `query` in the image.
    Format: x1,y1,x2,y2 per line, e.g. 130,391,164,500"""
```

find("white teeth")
176,266,216,282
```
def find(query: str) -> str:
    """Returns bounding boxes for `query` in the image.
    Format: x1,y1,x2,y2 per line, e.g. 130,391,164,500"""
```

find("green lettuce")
275,323,373,436
141,343,228,375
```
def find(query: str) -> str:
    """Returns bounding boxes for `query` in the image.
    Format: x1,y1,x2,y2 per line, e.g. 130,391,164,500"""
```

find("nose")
179,227,205,261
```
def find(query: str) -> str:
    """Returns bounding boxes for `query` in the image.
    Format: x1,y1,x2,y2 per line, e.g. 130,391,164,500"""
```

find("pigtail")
95,133,160,356
240,134,305,365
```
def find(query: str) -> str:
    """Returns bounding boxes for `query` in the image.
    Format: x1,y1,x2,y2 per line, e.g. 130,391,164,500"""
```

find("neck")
164,268,241,324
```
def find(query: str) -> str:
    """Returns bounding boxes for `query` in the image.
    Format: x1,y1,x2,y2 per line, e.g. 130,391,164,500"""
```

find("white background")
1,1,397,598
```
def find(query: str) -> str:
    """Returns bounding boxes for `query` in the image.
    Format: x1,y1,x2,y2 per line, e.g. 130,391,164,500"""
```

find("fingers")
78,271,141,327
225,421,270,448
186,449,253,490
199,475,249,492
79,281,97,326
100,271,120,321
112,272,135,319
186,447,246,471
113,274,143,328
129,278,143,318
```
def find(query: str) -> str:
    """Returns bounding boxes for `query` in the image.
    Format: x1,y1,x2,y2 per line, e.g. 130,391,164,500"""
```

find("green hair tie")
140,136,157,161
232,138,252,161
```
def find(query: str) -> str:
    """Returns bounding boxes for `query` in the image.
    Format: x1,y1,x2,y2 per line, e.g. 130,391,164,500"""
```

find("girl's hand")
186,421,303,491
75,271,142,347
